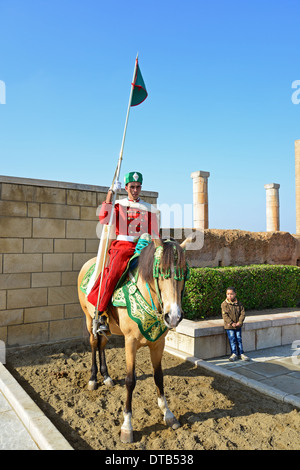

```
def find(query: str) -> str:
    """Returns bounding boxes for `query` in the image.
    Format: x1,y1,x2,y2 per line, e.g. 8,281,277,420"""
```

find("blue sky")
1,0,299,232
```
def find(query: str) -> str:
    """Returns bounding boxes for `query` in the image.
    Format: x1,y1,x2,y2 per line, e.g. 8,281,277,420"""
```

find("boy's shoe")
240,354,250,361
229,353,238,362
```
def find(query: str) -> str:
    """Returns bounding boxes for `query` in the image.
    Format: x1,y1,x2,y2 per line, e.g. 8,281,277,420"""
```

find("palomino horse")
77,237,190,443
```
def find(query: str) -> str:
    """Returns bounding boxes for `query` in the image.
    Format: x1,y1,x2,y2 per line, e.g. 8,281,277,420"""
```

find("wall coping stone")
0,175,159,198
176,311,300,338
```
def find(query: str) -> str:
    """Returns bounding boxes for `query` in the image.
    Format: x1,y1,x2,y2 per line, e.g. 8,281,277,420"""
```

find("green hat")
124,172,143,185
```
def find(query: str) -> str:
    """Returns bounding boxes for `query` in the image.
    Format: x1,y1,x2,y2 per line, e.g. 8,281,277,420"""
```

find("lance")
93,53,147,333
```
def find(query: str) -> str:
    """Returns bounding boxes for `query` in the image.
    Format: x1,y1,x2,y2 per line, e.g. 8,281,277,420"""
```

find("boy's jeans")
226,328,244,355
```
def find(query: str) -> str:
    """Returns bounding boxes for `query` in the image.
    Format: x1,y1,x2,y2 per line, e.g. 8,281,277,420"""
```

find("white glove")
113,180,121,192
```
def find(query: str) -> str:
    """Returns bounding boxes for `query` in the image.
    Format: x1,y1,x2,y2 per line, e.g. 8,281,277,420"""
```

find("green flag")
130,60,148,106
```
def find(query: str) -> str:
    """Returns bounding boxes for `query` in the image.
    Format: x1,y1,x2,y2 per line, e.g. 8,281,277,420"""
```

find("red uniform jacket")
87,197,160,311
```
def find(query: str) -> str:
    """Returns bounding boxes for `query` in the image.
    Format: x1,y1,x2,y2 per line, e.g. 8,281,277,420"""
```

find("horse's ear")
153,237,163,248
180,235,193,249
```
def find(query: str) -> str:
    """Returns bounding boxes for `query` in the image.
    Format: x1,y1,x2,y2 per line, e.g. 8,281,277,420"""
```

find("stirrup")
92,315,109,339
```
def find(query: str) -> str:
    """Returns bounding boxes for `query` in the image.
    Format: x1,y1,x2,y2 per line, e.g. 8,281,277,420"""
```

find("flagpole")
115,52,139,181
93,54,139,329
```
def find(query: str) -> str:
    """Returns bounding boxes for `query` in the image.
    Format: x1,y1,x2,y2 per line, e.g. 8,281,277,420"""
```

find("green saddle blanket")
112,279,168,342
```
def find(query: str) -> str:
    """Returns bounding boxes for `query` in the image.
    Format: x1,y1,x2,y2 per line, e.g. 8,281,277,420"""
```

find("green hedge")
182,265,300,320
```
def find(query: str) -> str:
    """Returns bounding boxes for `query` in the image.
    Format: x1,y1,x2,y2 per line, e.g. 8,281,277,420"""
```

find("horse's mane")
138,239,186,282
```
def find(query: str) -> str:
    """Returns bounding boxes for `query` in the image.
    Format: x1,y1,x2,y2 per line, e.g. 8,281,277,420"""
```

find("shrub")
182,265,300,320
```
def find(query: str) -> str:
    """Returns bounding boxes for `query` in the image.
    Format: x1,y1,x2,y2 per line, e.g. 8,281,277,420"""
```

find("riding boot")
98,313,109,332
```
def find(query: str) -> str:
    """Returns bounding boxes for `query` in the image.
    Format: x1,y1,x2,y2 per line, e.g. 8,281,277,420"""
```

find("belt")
117,235,138,242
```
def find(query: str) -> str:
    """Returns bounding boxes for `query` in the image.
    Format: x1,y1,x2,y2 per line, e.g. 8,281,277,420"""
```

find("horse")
77,237,190,443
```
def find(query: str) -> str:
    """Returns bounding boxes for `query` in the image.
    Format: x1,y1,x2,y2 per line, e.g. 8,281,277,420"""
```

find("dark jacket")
221,299,245,330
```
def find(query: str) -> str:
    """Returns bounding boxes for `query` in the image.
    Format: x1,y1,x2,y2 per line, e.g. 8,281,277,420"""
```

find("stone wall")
172,229,299,267
0,176,158,348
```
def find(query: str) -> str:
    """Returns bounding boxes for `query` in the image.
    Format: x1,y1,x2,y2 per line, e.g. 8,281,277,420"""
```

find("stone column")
190,171,210,229
295,140,300,234
264,183,280,231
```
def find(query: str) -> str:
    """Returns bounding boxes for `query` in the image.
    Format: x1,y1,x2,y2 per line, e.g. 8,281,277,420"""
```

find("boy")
221,287,249,362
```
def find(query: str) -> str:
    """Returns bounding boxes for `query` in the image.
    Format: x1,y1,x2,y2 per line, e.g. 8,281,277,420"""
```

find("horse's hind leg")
98,334,114,387
150,342,180,430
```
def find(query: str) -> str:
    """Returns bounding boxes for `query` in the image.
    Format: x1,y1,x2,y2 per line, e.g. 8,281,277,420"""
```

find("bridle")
149,242,190,313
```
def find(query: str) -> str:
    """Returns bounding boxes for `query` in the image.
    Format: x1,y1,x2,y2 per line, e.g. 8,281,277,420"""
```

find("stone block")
49,318,85,341
33,218,65,238
73,253,95,271
0,238,23,253
54,239,85,253
270,314,296,327
24,238,53,253
35,186,66,204
96,192,109,205
241,330,256,352
80,206,97,220
65,303,83,318
86,239,99,253
282,324,300,345
31,272,61,287
256,326,282,349
195,334,227,359
0,309,23,327
41,203,80,219
43,253,72,272
66,220,97,239
0,217,32,238
1,183,36,202
3,254,42,273
47,285,78,305
177,332,197,356
7,288,47,309
27,203,40,217
0,273,31,290
1,183,66,204
0,200,27,217
24,305,64,323
67,189,96,207
8,322,49,347
61,271,78,286
244,316,272,330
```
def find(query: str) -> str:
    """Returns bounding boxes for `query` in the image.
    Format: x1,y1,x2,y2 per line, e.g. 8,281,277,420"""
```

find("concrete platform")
0,363,73,450
165,309,300,360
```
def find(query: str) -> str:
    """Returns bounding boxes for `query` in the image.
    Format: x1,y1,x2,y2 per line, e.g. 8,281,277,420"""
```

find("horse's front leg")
120,339,137,443
150,342,181,430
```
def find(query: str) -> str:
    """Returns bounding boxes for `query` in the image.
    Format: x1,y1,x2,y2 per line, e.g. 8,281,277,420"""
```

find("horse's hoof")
103,376,114,387
120,429,133,444
165,417,181,430
87,380,97,391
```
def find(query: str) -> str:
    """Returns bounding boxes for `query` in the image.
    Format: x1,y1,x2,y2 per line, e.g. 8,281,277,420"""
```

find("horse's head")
138,237,190,329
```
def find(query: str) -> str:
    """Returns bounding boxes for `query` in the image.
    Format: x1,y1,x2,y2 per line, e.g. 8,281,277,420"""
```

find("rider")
87,171,160,331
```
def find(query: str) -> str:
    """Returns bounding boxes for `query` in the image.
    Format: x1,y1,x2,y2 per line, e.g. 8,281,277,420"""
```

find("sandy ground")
6,336,300,451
